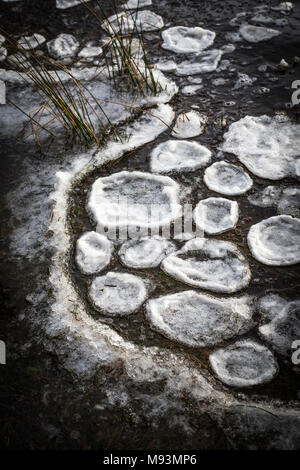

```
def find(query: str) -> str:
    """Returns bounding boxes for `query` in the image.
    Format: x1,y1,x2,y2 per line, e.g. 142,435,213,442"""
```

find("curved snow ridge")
221,115,300,180
247,215,300,266
161,26,215,54
161,238,251,293
146,290,255,348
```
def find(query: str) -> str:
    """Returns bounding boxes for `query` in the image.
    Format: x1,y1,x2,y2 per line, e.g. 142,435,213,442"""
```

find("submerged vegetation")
0,0,163,147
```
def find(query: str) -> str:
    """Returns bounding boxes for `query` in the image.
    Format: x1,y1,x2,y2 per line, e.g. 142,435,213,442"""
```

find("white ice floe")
181,84,203,95
204,162,253,196
87,171,182,235
161,238,251,293
239,24,280,43
146,291,254,348
56,0,90,8
0,47,7,62
75,231,113,275
47,34,79,59
234,73,257,90
155,59,177,72
210,340,278,388
193,197,239,235
247,215,300,266
150,140,211,173
249,186,300,217
221,115,300,180
161,26,215,54
259,300,300,357
119,236,176,268
103,10,164,34
89,272,148,315
171,111,207,139
78,46,103,59
122,0,152,8
258,294,288,323
18,33,46,50
272,2,293,13
175,49,223,75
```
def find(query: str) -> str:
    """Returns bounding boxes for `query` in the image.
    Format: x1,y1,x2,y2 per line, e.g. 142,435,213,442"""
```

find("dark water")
0,0,300,449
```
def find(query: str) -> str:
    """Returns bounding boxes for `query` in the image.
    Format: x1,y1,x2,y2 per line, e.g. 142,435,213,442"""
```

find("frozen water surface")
146,291,254,348
161,238,251,293
193,197,239,235
204,161,253,195
75,232,113,275
161,26,215,54
119,237,176,268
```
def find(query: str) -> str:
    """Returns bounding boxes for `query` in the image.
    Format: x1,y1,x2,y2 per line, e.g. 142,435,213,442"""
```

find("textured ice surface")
18,34,46,50
146,291,254,348
258,294,288,323
175,49,223,75
193,197,239,235
234,73,257,90
222,115,300,180
150,140,211,173
87,171,182,233
210,340,278,388
161,26,215,54
104,10,164,34
75,231,113,275
155,59,177,72
248,215,300,266
47,34,79,59
249,186,300,217
239,24,280,43
56,0,90,8
204,162,253,196
89,272,148,315
171,111,207,138
259,301,300,357
161,238,251,293
123,0,152,8
119,237,176,268
181,84,203,95
78,46,103,58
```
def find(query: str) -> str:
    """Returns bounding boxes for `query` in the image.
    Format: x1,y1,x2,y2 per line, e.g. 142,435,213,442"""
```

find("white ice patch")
56,0,90,8
0,47,7,62
161,238,251,293
193,197,239,235
181,84,203,95
122,0,152,8
75,231,113,275
78,46,103,59
146,291,254,348
221,115,300,180
103,10,164,34
150,139,211,173
161,26,215,54
258,294,288,323
234,73,257,90
89,272,148,315
175,49,223,75
47,34,79,59
87,171,182,234
247,215,300,266
155,59,177,72
259,301,300,357
18,33,46,50
119,237,176,268
204,162,253,196
239,24,280,43
171,111,207,139
210,340,278,388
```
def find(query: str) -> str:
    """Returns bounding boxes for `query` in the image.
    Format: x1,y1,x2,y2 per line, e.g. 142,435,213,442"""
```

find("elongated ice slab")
221,115,300,180
239,24,280,43
193,197,239,235
248,215,300,266
56,0,90,8
75,232,113,275
47,34,79,59
210,340,278,388
122,0,152,8
150,140,211,173
204,161,253,195
0,47,7,62
103,10,164,34
146,291,254,348
171,111,207,139
161,238,251,293
175,49,222,75
89,272,148,315
119,237,176,268
161,26,215,54
18,34,46,50
87,171,182,234
78,46,103,58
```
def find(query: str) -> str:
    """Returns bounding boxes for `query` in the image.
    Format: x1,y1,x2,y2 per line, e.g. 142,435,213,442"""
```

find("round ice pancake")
193,197,239,235
161,238,251,293
75,231,113,275
210,340,278,388
146,291,254,348
239,24,280,43
150,140,211,173
89,272,148,315
204,162,253,195
171,111,207,138
247,215,300,266
119,237,176,268
161,26,215,54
